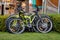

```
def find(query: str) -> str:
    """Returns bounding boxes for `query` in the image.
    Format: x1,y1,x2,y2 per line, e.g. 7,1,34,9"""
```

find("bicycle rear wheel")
36,15,53,33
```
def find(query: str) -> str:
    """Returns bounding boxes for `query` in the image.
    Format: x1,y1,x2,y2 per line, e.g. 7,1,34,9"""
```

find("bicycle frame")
7,3,41,28
19,11,38,27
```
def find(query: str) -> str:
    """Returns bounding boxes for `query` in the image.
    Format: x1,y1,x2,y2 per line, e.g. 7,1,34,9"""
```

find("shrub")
48,14,60,32
0,15,9,31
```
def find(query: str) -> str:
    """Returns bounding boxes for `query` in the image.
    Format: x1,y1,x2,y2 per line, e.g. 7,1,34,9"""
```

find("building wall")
50,0,58,7
1,0,17,14
0,0,59,15
36,0,42,6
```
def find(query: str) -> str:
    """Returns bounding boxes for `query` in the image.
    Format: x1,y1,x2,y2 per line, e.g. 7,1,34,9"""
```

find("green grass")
0,31,60,40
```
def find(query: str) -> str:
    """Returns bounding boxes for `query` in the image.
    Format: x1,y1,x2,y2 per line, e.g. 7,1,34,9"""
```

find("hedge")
0,14,60,33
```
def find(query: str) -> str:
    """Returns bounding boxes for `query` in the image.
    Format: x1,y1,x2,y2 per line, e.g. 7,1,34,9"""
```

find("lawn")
0,31,60,40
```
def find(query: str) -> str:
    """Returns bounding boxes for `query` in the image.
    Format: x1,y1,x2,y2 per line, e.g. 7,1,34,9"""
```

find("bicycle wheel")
6,18,25,34
36,15,53,33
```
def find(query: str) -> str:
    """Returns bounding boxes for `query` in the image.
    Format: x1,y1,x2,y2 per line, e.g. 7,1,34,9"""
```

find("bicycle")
6,2,53,34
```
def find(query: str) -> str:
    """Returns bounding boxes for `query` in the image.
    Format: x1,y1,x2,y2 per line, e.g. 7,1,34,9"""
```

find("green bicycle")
6,8,40,34
6,2,53,34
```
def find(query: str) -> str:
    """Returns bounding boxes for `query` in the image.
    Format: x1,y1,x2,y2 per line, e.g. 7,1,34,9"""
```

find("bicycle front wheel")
6,18,25,34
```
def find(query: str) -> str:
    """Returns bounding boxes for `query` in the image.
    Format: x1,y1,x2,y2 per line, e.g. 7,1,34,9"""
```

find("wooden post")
44,0,47,14
58,0,60,14
42,0,47,14
42,0,44,14
1,3,4,15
